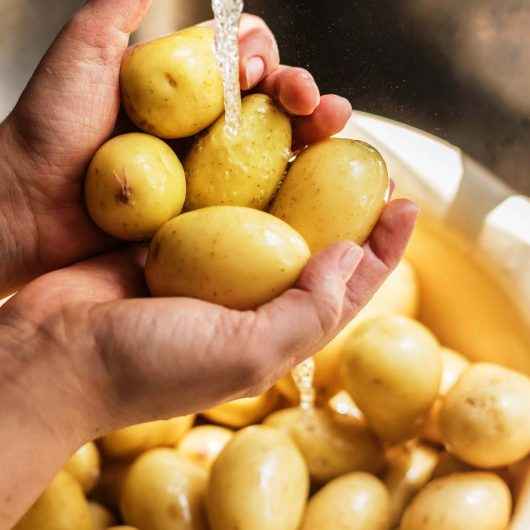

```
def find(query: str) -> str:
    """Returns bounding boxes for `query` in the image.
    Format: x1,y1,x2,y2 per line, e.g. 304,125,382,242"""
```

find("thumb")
7,0,152,174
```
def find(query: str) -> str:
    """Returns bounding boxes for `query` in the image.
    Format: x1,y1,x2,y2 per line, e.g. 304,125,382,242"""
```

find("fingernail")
339,245,362,281
244,56,265,89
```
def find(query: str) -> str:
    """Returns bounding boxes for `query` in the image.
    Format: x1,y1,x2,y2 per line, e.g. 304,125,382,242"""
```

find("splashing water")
212,0,244,137
292,357,316,411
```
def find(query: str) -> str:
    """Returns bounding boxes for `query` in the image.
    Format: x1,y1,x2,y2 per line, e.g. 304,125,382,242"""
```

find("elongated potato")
207,426,309,530
440,363,530,467
202,390,279,428
121,449,208,530
63,441,101,494
121,26,224,139
264,407,383,484
300,472,390,530
270,138,389,252
85,133,186,241
145,206,310,309
14,471,92,530
101,416,195,460
341,315,442,443
400,472,512,530
185,94,292,210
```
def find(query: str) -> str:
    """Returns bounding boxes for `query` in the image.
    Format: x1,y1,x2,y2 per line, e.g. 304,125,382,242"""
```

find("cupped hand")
0,0,352,296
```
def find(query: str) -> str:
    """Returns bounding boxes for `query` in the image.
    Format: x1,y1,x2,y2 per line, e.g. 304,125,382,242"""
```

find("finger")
345,199,419,316
259,66,320,116
253,242,363,366
7,0,153,174
238,15,280,90
293,94,353,148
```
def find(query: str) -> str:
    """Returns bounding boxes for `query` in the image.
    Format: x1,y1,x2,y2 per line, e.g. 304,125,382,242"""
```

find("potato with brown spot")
270,138,389,252
264,407,383,484
85,133,186,241
440,362,530,467
185,94,292,210
177,426,234,471
120,26,224,139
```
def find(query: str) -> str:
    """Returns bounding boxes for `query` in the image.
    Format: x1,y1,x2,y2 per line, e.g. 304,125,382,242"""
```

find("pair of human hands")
0,0,417,524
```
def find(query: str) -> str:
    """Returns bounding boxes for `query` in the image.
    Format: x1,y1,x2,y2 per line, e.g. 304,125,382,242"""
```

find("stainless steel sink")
1,0,528,194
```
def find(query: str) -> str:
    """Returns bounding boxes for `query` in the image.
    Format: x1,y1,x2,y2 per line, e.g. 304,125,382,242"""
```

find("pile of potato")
15,24,530,530
15,256,530,530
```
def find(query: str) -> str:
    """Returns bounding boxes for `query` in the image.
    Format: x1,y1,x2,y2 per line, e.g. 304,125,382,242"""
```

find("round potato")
14,471,92,530
185,94,292,210
400,472,512,530
101,416,195,460
121,26,224,139
145,206,310,309
270,138,389,252
85,133,186,241
341,315,442,443
88,502,116,530
264,407,383,484
207,426,309,530
422,348,470,443
202,390,279,428
177,425,234,471
63,441,101,494
440,363,530,467
301,472,390,530
121,449,208,530
383,442,439,527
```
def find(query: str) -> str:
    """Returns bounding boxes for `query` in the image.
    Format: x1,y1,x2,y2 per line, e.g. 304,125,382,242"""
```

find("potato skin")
14,471,92,530
341,315,442,443
207,426,309,530
85,133,186,241
185,94,292,211
300,472,391,530
145,206,310,310
440,363,530,468
270,138,389,253
120,26,224,139
63,441,101,494
264,407,384,484
400,472,512,530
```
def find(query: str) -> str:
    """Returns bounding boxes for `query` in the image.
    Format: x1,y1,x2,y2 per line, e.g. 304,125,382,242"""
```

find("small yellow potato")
63,441,101,494
101,416,195,460
85,133,186,241
91,461,130,511
422,348,470,443
177,425,234,471
185,94,292,210
121,26,224,139
202,389,279,428
270,138,389,252
383,442,439,527
14,471,92,530
264,407,383,484
400,472,512,530
440,363,530,468
121,449,208,530
88,502,116,530
300,472,391,530
145,206,310,309
341,315,442,443
207,426,309,530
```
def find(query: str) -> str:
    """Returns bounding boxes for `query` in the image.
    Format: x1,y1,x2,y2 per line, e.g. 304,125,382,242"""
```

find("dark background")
245,0,530,194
